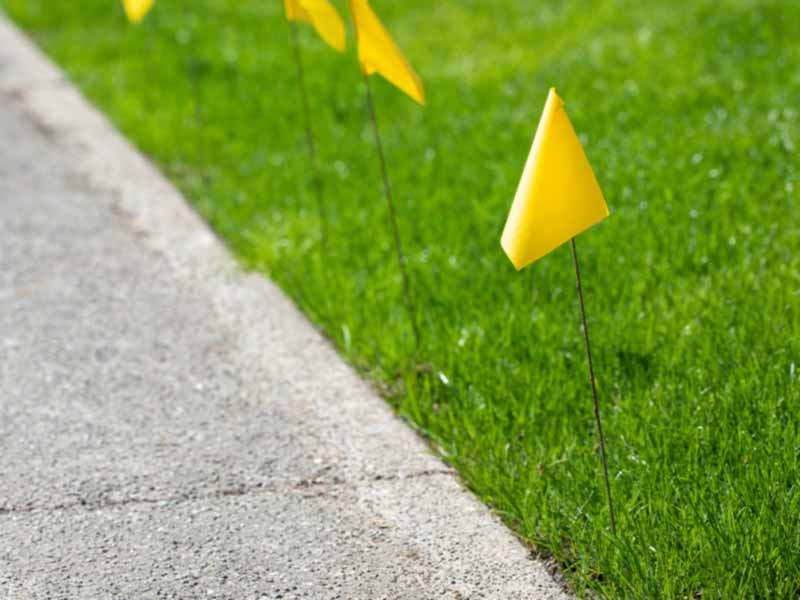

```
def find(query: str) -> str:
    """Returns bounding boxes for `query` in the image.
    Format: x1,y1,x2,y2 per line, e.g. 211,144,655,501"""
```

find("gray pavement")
0,17,570,600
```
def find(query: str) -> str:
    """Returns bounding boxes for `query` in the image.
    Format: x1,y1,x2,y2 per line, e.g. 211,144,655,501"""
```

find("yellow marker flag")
349,0,425,105
285,0,346,53
122,0,156,24
501,88,608,270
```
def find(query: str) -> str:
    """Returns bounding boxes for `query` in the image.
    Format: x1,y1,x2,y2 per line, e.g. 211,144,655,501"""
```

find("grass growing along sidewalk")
4,0,800,596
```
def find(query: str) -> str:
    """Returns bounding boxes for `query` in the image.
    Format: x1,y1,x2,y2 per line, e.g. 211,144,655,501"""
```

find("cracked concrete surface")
0,16,571,600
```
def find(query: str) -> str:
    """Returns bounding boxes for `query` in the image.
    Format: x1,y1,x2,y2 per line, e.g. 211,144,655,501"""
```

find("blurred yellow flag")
501,88,608,270
349,0,424,105
123,0,156,24
285,0,346,53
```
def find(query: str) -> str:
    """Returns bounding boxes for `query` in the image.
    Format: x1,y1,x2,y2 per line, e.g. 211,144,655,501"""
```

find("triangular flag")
123,0,156,24
501,88,608,270
349,0,425,105
285,0,346,53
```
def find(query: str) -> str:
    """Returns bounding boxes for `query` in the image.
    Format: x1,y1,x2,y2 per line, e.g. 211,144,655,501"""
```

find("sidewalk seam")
0,469,456,517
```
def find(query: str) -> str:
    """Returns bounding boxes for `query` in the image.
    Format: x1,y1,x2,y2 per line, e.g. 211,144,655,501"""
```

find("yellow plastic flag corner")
123,0,156,24
501,88,608,270
285,0,347,53
349,0,425,105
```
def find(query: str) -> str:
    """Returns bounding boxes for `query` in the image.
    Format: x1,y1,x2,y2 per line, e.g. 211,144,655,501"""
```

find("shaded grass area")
4,0,800,596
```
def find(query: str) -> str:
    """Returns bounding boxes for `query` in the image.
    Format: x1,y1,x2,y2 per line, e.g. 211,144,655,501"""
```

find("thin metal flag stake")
362,74,421,353
183,3,205,175
289,21,328,253
188,60,204,168
570,237,616,535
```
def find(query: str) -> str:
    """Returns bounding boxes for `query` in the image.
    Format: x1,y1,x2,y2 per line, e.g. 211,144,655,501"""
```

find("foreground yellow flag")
349,0,425,105
123,0,156,24
501,88,608,270
285,0,346,53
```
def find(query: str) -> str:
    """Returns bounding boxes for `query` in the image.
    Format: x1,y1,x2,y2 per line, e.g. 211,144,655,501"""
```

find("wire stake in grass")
571,237,616,535
350,0,426,355
188,57,206,167
362,75,421,353
289,21,328,254
284,0,347,256
181,2,207,180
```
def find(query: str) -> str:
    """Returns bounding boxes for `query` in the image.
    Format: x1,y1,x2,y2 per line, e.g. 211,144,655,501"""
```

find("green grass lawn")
5,0,800,596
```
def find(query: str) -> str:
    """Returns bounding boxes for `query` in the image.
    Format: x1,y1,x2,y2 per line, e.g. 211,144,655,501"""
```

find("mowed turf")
4,0,800,596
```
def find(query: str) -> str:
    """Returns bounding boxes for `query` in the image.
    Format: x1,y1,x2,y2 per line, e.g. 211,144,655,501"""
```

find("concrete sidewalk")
0,17,569,600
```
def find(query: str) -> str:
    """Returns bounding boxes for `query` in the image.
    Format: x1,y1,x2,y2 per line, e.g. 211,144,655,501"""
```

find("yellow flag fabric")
285,0,346,53
501,88,608,270
123,0,156,24
349,0,425,105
